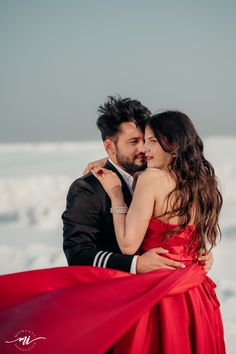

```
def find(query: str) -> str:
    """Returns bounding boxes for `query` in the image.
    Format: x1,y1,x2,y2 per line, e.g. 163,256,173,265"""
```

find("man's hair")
96,95,151,141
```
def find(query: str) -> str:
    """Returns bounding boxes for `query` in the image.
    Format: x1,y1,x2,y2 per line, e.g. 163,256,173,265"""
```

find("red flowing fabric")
0,219,225,354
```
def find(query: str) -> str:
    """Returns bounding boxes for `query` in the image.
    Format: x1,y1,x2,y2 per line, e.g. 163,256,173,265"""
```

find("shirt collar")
108,159,134,194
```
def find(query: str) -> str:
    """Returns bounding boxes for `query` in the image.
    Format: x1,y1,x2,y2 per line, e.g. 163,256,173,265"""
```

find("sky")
0,0,235,142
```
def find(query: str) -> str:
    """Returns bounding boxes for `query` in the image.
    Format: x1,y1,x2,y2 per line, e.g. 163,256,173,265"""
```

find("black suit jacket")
62,161,135,272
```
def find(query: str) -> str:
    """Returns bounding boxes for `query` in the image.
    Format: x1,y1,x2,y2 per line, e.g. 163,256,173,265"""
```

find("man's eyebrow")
127,137,142,141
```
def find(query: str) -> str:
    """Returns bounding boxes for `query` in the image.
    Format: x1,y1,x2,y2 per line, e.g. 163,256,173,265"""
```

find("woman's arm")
92,168,156,254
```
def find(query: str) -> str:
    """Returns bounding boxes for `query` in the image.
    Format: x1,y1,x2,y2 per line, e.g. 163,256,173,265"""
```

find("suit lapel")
105,161,132,207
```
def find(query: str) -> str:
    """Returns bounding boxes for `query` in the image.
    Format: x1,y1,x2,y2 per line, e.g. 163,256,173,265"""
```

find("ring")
96,169,104,176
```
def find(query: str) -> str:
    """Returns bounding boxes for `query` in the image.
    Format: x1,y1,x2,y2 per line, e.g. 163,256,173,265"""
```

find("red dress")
0,219,225,354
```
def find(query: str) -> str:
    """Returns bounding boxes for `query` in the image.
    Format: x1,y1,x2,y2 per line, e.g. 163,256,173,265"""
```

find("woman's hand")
82,157,108,176
91,167,122,199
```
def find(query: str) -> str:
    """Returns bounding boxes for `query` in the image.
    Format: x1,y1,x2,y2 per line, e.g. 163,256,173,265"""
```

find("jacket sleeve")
62,177,135,273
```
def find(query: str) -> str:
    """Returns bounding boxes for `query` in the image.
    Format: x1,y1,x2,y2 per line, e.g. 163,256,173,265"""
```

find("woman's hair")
96,95,151,141
147,111,223,252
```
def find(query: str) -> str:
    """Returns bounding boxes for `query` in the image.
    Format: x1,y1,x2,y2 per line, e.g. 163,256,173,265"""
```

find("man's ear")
104,139,115,155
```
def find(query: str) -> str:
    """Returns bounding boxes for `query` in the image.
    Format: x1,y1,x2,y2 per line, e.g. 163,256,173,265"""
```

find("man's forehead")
119,122,144,138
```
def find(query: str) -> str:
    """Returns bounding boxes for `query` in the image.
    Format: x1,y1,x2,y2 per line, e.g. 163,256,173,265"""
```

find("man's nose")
141,141,149,153
137,141,145,153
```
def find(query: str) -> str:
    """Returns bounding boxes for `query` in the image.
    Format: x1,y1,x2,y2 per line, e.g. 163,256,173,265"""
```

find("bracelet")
110,205,128,214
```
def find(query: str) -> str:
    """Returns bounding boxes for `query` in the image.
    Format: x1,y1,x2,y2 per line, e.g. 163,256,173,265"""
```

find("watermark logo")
5,329,46,351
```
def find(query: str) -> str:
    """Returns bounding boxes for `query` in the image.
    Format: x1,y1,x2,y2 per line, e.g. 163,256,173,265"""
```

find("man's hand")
136,248,186,273
83,157,108,176
198,251,214,273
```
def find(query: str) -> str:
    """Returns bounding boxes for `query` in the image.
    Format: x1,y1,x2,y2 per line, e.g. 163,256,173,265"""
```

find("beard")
115,146,147,174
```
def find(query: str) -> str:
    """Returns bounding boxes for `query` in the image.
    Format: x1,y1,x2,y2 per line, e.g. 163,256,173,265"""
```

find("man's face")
109,122,147,174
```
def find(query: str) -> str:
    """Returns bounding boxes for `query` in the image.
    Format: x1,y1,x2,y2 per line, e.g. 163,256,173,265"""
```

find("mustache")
135,153,146,159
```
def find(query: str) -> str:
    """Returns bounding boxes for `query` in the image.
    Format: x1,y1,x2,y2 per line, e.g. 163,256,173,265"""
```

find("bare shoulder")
136,168,175,191
138,168,170,181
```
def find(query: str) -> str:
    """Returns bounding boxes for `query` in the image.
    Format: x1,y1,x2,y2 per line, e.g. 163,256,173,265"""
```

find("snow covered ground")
0,138,235,353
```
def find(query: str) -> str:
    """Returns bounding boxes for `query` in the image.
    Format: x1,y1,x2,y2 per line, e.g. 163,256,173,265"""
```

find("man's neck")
108,158,132,176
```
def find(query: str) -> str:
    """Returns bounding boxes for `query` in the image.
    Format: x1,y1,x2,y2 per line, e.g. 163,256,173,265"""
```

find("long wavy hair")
147,111,223,252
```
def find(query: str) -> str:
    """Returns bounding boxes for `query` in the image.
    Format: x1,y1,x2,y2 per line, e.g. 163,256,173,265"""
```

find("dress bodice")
141,218,199,265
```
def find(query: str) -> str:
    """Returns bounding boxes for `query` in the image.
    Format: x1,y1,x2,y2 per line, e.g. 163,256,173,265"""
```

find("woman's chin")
147,160,158,168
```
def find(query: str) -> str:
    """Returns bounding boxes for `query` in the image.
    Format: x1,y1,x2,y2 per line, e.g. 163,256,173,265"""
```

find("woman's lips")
146,156,153,160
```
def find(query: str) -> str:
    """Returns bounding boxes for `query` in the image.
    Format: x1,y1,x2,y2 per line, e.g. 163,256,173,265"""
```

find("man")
62,95,213,273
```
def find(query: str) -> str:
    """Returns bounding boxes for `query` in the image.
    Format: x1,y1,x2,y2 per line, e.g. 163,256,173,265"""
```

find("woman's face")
144,125,172,169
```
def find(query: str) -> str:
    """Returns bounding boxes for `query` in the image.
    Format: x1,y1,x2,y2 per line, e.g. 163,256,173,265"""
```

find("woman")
0,111,225,354
91,110,225,353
